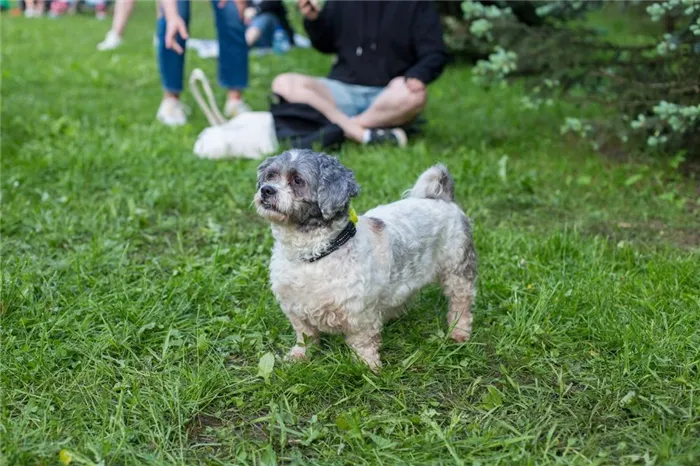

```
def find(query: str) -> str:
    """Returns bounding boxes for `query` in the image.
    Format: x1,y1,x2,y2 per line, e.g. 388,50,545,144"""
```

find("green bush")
440,0,700,159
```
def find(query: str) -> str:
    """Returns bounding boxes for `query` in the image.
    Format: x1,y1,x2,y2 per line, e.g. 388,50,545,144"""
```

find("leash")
188,68,227,126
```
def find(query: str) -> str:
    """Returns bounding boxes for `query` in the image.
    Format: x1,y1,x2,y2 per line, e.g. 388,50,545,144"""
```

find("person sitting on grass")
156,0,250,127
271,0,448,147
243,0,295,49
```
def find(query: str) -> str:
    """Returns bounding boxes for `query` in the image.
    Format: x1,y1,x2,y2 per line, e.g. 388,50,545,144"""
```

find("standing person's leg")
97,0,135,50
24,0,36,15
112,0,135,36
94,0,107,20
156,0,191,126
212,0,251,117
25,0,45,16
48,0,69,17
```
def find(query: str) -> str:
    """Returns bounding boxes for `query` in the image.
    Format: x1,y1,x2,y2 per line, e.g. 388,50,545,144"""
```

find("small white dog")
254,150,477,371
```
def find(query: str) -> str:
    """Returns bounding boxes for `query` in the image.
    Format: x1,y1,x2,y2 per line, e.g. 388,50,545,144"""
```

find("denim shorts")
317,78,385,117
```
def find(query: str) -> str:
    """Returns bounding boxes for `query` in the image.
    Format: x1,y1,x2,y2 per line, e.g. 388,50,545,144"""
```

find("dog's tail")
406,164,455,202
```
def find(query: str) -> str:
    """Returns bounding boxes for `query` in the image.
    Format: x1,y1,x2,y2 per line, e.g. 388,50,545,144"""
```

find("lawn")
2,3,699,465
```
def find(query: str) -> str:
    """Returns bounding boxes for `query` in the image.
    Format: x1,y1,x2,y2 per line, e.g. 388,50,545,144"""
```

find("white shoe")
97,30,123,51
224,98,251,118
157,98,189,127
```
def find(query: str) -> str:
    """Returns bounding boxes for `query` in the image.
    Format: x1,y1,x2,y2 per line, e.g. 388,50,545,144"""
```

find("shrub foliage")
439,0,700,159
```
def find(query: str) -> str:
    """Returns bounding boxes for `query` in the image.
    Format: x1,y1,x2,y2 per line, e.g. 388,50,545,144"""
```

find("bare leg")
111,0,135,37
353,77,426,129
272,73,365,142
245,27,262,46
25,0,46,14
287,315,319,360
346,332,382,372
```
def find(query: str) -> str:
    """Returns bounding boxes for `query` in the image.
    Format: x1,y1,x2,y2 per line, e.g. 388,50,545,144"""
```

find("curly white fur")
263,162,477,371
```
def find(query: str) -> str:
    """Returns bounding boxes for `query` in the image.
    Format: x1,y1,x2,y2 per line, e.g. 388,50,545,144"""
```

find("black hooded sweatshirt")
303,0,448,88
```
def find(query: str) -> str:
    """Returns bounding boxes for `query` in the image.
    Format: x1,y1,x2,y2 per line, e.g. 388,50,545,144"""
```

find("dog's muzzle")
261,185,277,200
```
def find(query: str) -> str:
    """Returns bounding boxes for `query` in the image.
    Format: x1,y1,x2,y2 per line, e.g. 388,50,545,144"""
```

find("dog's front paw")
449,328,472,343
286,345,308,361
364,357,382,374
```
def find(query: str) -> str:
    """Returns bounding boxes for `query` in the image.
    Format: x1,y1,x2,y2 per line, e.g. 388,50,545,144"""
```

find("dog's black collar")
305,221,357,263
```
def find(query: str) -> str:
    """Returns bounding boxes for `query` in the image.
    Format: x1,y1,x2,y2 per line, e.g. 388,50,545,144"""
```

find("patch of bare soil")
587,220,699,249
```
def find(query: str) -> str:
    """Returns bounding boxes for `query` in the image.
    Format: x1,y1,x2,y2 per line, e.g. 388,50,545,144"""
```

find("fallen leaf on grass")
257,352,275,382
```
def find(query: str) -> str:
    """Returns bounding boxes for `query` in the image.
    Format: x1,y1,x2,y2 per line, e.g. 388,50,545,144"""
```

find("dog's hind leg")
442,272,476,342
440,221,478,343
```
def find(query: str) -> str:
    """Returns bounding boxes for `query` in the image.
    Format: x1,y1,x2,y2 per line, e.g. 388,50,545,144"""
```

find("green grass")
2,4,699,465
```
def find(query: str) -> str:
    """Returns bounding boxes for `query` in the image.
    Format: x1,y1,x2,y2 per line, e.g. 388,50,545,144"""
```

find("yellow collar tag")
348,206,358,225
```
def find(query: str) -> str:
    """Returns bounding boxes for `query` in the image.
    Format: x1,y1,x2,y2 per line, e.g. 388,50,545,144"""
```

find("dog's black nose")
261,185,277,198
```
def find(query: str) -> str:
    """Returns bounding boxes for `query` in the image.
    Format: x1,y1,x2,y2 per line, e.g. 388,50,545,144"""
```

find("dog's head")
254,149,360,227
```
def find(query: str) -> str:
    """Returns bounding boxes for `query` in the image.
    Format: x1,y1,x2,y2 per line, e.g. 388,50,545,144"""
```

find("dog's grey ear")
316,154,360,220
256,156,277,188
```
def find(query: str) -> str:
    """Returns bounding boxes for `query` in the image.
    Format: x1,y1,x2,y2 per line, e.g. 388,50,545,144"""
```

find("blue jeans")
248,12,280,48
157,0,248,94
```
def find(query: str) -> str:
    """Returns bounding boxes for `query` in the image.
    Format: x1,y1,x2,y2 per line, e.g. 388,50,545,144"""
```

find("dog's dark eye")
265,171,278,181
292,175,305,187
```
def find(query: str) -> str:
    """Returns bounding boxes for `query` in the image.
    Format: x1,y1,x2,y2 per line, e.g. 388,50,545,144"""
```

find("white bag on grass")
189,69,278,160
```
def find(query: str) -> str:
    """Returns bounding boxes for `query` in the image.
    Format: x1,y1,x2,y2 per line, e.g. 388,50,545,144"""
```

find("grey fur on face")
255,150,360,228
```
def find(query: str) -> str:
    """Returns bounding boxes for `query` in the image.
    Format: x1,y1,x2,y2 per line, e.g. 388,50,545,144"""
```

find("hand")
297,0,319,20
164,15,189,54
405,78,426,93
243,6,257,24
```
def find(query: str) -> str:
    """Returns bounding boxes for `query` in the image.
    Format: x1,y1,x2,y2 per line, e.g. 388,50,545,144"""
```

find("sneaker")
365,128,408,147
224,98,251,118
97,30,123,51
156,98,189,127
